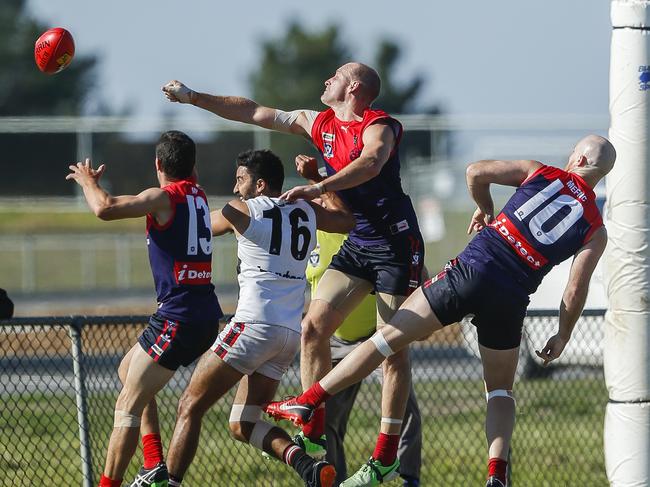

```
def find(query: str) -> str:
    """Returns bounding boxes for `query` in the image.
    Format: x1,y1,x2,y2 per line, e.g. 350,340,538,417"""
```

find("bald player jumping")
265,135,616,486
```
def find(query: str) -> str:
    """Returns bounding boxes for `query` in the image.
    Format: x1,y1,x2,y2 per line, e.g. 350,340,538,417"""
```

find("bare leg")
320,288,442,396
300,300,345,390
479,345,519,460
166,352,243,480
102,346,175,480
228,374,294,459
377,293,409,435
379,349,411,434
117,345,159,437
301,270,373,390
140,400,160,437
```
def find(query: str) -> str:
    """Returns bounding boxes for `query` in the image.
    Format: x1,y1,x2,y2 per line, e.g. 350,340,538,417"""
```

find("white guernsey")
234,195,317,333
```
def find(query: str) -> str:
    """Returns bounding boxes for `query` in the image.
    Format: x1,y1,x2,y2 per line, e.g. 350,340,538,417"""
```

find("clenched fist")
162,80,195,104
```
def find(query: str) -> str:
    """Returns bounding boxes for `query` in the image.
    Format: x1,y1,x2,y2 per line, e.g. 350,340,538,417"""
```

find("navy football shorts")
421,258,529,350
329,233,424,296
138,313,220,371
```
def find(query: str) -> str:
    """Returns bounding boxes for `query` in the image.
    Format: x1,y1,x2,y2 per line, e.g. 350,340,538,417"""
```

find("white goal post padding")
606,1,650,485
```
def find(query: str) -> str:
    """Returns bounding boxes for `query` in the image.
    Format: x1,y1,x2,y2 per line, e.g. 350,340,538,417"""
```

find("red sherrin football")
34,28,75,74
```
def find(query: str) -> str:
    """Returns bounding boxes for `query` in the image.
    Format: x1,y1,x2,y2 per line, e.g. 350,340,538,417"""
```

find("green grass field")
0,377,608,486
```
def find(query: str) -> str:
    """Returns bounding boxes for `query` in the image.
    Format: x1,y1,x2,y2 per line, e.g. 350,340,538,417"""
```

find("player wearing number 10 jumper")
66,131,223,487
265,135,616,487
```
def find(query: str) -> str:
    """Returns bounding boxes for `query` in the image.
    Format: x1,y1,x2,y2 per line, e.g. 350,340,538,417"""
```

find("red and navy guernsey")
310,108,421,244
459,165,604,297
146,179,222,322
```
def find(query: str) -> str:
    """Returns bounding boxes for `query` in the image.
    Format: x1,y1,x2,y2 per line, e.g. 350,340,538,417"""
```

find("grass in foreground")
0,377,607,486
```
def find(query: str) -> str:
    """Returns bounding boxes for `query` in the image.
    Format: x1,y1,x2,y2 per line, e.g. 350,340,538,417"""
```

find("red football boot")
264,396,315,426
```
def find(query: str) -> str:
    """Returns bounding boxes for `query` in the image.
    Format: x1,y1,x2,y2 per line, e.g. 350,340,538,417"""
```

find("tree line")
1,3,446,196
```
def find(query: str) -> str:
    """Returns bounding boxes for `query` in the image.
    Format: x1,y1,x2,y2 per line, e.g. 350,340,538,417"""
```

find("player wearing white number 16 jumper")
159,150,355,487
265,135,616,487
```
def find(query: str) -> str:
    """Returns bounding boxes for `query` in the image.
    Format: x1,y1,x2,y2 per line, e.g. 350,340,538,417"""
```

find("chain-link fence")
0,311,607,486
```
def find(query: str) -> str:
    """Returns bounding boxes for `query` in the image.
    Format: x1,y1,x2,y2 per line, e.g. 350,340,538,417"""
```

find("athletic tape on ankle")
249,421,274,450
229,404,262,423
370,330,395,357
381,417,404,425
486,389,515,404
114,409,141,428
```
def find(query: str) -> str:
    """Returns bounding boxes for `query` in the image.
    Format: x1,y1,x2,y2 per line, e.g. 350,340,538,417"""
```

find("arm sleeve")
272,109,319,133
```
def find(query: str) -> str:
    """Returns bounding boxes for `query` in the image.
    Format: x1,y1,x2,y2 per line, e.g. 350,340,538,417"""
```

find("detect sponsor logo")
174,261,212,285
491,216,548,269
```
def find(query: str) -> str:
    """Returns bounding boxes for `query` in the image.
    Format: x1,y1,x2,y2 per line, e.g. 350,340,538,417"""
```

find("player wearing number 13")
265,135,616,487
66,131,223,487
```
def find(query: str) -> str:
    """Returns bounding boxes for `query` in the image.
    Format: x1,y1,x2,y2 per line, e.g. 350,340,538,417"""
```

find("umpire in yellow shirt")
307,230,422,487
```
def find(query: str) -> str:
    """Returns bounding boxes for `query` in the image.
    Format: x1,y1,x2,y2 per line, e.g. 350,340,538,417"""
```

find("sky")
27,0,612,118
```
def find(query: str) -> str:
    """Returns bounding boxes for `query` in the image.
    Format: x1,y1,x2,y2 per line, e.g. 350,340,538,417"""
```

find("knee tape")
229,404,263,423
381,417,403,426
486,389,516,405
370,330,395,358
114,409,141,428
249,421,274,450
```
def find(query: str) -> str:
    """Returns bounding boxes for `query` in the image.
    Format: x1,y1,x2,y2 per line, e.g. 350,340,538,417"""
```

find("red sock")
98,474,122,487
372,432,399,466
488,457,508,483
298,381,330,407
142,433,164,469
302,405,326,440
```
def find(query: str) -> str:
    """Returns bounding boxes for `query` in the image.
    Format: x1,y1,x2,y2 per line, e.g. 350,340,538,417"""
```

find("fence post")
69,317,94,487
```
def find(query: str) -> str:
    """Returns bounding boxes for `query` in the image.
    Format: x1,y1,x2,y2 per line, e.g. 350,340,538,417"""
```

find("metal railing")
0,235,238,293
0,311,607,486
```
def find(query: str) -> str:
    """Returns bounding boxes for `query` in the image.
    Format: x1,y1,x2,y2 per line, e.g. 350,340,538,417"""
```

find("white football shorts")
211,321,300,380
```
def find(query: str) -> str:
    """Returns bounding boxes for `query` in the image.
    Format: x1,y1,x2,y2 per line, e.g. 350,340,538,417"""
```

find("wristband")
314,182,326,194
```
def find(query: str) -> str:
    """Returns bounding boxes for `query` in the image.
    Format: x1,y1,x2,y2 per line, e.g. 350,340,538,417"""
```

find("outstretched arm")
66,159,170,221
465,159,542,234
162,80,315,138
535,227,608,365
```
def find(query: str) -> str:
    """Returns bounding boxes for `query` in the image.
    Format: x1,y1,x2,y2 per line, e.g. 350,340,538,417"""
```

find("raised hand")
162,80,195,104
65,158,106,186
